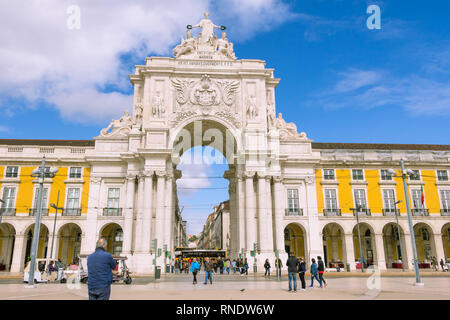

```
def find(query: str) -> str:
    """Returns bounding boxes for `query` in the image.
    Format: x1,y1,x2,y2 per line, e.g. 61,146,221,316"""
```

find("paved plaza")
0,274,449,300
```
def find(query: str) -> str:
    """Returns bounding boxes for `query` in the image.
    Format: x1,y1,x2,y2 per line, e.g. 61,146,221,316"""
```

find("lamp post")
388,160,423,285
50,191,63,260
355,205,365,272
27,157,58,287
393,200,405,272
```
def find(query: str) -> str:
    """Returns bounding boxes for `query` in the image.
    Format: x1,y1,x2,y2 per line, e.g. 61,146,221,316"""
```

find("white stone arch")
98,222,124,256
381,221,408,269
21,221,52,236
56,222,84,265
321,222,346,267
168,114,244,161
0,223,16,271
413,221,437,263
283,221,309,261
441,222,450,261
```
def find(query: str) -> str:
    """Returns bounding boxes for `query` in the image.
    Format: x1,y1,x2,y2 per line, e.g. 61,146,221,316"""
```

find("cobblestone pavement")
0,274,449,300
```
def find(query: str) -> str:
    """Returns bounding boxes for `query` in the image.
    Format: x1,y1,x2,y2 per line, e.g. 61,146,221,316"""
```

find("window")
284,229,290,241
437,170,449,181
353,189,367,209
440,190,450,211
107,188,120,209
33,187,49,209
66,188,80,212
380,170,392,181
5,166,18,178
1,187,16,209
114,229,123,242
324,189,338,210
409,170,420,181
411,189,423,208
383,189,396,210
287,189,299,213
323,169,335,180
69,167,82,179
421,228,429,241
352,169,364,181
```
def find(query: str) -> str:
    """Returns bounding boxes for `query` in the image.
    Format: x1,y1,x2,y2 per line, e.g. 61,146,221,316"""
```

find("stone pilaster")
10,234,26,273
244,171,257,251
142,170,154,253
344,233,356,271
374,233,387,270
122,175,136,255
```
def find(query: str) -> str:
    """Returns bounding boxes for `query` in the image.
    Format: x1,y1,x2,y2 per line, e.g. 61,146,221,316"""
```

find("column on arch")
403,232,415,270
164,171,174,252
244,171,257,251
433,231,446,266
154,171,166,255
84,176,101,254
10,233,26,273
141,170,154,253
344,233,356,270
236,173,246,254
257,173,274,253
272,176,285,255
133,174,145,253
122,175,136,255
374,233,387,270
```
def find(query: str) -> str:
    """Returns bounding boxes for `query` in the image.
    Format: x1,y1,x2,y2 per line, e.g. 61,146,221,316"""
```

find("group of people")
173,257,251,276
285,253,327,292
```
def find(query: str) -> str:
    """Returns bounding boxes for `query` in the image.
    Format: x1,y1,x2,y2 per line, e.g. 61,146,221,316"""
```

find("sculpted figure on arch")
247,94,258,120
152,91,165,118
100,110,133,137
191,11,221,45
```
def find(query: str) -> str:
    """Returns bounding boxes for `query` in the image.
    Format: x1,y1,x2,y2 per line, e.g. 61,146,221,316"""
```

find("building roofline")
0,139,95,147
311,142,450,151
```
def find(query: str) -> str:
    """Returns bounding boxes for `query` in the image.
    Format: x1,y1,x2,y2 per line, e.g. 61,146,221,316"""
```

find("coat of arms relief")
170,74,241,127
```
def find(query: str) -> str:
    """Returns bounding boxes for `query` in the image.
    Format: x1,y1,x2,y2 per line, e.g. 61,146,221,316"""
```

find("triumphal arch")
90,13,321,273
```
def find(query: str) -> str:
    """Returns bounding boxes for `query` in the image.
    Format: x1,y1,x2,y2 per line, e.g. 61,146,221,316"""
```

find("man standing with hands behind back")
87,238,117,300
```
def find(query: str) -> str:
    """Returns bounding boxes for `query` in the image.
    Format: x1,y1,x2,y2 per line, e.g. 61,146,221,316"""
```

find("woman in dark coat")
317,256,327,287
264,259,271,278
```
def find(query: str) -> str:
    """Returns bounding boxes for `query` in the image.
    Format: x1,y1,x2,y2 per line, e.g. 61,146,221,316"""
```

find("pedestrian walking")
225,259,230,274
219,257,224,274
190,258,200,284
203,257,213,285
244,259,249,275
297,257,306,291
440,258,445,271
286,253,299,292
264,259,271,278
432,256,438,271
232,259,236,273
170,259,174,273
309,258,322,288
87,238,117,300
275,257,283,278
317,256,327,287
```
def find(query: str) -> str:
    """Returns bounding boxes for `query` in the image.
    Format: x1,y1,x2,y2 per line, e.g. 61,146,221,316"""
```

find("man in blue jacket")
87,238,117,300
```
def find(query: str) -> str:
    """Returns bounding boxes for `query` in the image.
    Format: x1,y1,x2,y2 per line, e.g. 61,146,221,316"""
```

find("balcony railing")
351,208,371,216
382,208,399,216
285,208,303,216
412,208,429,216
29,208,49,216
323,209,341,216
62,208,81,216
103,208,123,216
441,209,450,216
0,208,16,216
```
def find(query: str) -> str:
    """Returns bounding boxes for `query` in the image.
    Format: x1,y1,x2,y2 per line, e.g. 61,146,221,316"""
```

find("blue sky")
1,1,449,234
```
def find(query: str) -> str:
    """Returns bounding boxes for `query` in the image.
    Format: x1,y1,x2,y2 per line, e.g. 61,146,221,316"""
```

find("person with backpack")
297,257,306,291
309,258,322,288
264,259,271,278
317,256,327,287
275,257,283,278
190,258,200,284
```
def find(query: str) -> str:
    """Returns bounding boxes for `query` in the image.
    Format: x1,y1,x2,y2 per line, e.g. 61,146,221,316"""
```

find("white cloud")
0,0,294,125
0,125,9,133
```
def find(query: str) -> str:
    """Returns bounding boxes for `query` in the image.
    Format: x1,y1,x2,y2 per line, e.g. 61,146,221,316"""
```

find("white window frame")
68,167,82,179
323,169,335,181
351,169,364,181
380,169,393,181
438,189,450,211
324,188,338,211
382,188,397,212
437,170,449,182
408,170,421,181
1,185,17,210
4,166,19,178
32,186,50,210
107,188,121,209
66,187,81,212
410,188,426,209
352,188,368,210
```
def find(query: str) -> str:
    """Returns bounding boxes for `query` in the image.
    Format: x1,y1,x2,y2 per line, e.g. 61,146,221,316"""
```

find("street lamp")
393,200,405,272
27,157,58,287
49,190,63,261
388,160,423,285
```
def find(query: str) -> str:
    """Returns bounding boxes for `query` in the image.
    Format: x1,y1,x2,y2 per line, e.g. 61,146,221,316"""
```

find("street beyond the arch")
0,273,449,300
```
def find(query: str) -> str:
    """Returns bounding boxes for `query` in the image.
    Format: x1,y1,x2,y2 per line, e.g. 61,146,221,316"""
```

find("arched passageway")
413,223,436,268
0,223,15,271
57,223,82,265
322,223,345,268
352,223,375,268
284,223,307,261
24,224,49,265
382,223,408,269
100,223,123,256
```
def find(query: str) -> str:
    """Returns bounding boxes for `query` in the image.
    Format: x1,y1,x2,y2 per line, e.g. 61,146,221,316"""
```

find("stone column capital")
304,175,315,185
155,171,166,178
143,169,154,177
243,171,256,179
272,175,283,183
90,176,102,184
